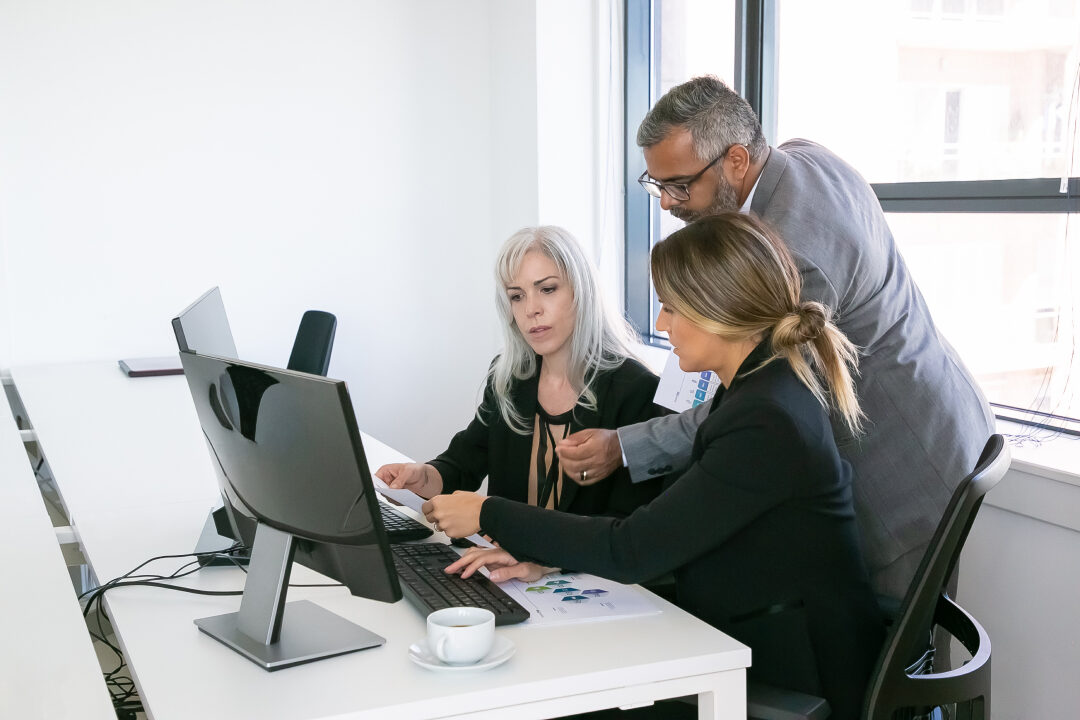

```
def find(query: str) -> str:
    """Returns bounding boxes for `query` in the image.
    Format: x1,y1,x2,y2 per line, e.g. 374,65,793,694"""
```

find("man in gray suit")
556,76,995,601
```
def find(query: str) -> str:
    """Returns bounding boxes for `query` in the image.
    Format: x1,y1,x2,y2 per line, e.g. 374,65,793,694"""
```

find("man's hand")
373,462,443,499
422,491,486,538
555,428,623,486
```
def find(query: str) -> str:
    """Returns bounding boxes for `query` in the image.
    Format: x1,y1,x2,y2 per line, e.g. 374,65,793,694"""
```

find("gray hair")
636,75,768,163
490,226,641,434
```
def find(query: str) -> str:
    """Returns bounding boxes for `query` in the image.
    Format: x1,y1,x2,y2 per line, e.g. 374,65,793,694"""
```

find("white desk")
0,377,115,720
11,362,751,720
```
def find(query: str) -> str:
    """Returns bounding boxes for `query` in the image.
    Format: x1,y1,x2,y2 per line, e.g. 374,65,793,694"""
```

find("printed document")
653,351,721,412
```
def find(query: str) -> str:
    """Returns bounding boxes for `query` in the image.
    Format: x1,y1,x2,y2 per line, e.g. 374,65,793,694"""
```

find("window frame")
623,0,1080,431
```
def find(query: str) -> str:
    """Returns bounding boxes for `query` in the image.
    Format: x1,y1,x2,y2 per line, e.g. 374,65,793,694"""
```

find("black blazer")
429,356,667,518
479,342,885,720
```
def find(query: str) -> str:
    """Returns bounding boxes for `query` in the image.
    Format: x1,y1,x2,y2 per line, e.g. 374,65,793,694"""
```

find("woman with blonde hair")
375,225,666,578
429,213,885,720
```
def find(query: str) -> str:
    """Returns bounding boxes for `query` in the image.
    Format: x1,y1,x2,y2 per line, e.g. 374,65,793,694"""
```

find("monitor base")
195,599,385,671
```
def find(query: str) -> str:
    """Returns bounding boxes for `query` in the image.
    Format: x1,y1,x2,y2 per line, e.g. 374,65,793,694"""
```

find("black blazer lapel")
500,364,538,505
556,369,611,512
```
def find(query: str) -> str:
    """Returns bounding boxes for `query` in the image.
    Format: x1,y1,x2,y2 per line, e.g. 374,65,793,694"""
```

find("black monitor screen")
179,350,399,602
172,287,239,358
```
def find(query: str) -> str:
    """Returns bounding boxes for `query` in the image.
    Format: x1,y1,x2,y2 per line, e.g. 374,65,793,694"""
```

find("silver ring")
581,469,589,483
433,522,440,532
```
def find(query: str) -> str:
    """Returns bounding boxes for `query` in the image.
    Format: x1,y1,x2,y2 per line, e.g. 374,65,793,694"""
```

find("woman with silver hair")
375,225,665,580
429,213,885,720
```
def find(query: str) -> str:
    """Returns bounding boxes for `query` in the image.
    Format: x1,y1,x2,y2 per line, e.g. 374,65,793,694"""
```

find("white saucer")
408,635,515,672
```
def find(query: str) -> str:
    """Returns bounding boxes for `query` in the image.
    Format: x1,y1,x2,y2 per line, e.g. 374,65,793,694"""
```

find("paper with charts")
653,351,722,412
500,572,662,628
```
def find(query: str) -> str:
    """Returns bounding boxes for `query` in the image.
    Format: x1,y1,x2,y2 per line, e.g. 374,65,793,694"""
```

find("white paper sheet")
653,351,722,412
499,571,662,627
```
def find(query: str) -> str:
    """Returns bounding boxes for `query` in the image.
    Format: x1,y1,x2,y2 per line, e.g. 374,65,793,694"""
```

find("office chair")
287,310,337,375
748,434,1010,720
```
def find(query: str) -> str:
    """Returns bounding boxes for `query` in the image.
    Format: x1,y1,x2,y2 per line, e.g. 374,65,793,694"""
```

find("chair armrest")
747,681,832,720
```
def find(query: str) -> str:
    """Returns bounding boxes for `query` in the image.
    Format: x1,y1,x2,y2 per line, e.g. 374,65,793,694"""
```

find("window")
625,0,1080,430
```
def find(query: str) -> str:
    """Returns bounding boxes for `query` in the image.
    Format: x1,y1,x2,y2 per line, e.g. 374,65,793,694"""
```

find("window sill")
988,420,1080,534
998,419,1080,488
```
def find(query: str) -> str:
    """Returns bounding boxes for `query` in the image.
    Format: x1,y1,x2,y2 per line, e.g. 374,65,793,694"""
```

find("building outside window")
626,0,1080,431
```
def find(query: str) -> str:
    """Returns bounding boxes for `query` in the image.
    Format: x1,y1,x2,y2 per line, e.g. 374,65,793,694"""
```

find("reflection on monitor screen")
179,350,401,670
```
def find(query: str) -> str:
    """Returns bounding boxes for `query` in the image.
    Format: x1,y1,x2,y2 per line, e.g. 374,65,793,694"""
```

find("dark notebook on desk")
118,356,184,377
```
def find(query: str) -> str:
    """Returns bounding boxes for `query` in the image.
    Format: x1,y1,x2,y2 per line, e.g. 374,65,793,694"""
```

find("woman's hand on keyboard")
444,547,548,583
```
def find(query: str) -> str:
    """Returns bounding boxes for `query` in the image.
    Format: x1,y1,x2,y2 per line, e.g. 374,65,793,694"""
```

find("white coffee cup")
426,607,495,665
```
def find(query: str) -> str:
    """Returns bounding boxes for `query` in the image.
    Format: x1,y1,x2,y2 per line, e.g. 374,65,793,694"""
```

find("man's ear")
726,144,751,182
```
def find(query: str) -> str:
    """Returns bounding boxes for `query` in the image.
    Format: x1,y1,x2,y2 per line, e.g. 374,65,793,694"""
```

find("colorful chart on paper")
499,572,662,628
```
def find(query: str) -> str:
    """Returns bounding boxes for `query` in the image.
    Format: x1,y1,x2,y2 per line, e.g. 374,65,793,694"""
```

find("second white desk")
12,362,751,719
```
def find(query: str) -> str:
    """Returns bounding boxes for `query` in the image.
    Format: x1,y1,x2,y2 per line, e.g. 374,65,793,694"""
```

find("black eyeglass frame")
637,145,734,202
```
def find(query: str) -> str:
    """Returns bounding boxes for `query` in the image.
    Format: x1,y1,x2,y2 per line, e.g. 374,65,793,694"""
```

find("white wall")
0,0,622,462
957,450,1080,719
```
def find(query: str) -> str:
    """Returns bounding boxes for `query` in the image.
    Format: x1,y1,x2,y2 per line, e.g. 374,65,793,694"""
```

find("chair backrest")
864,434,1010,720
287,310,337,376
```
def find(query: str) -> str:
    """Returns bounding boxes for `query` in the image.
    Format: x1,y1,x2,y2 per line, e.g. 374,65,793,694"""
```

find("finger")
444,554,470,574
422,504,438,526
558,446,596,469
456,550,505,579
554,442,585,461
556,436,584,451
458,555,492,579
490,564,529,583
564,427,595,443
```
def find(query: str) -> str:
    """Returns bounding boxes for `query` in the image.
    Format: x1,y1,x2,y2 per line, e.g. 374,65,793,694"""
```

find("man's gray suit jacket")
619,139,995,600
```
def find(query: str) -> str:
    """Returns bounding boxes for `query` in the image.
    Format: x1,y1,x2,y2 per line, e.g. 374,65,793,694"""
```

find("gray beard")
669,178,741,223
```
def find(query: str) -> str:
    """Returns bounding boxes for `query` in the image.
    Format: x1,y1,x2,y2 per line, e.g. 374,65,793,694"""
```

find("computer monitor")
172,287,250,562
179,350,401,670
172,286,239,358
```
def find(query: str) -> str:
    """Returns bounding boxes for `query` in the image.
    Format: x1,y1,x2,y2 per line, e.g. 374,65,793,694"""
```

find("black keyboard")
391,543,529,626
378,503,434,542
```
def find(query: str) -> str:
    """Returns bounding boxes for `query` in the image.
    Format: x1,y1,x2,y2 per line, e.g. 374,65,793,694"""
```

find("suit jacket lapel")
750,146,787,218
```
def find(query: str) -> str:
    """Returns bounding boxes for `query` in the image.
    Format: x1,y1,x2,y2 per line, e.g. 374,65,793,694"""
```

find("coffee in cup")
426,607,495,665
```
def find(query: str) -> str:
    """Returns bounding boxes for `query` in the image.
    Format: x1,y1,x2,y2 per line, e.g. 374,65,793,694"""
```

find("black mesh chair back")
863,434,1009,720
286,310,337,376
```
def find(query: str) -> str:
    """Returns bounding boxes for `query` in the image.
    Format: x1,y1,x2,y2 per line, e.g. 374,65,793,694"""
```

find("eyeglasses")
637,146,732,202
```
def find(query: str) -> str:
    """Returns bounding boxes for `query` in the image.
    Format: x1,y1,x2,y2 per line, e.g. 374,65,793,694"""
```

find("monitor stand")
194,522,386,670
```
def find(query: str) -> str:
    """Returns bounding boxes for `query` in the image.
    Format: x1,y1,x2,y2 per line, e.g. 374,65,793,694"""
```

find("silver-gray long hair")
636,75,768,163
490,226,641,434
